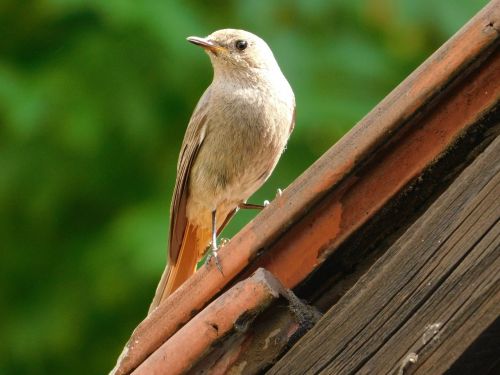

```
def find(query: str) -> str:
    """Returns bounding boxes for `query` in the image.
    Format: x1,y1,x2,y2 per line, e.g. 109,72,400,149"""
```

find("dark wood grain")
445,317,500,375
267,135,500,375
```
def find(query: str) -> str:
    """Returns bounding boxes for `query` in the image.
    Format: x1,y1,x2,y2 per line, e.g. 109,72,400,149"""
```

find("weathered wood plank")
444,317,500,374
268,135,500,375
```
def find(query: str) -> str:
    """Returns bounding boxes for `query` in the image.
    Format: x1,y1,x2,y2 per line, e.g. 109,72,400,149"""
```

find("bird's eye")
235,40,248,51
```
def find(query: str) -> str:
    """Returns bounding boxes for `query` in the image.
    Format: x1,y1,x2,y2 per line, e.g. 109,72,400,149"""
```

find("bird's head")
187,29,279,73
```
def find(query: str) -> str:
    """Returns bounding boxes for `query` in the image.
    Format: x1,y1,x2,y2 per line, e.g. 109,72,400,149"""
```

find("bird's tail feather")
148,222,210,314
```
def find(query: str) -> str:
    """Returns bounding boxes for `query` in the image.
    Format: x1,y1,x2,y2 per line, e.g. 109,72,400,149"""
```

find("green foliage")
0,0,488,373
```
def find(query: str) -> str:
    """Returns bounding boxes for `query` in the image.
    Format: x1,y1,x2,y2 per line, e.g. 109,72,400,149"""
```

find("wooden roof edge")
111,1,499,374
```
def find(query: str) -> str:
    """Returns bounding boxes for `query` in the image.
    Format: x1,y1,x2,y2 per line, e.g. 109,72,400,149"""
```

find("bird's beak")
187,36,225,55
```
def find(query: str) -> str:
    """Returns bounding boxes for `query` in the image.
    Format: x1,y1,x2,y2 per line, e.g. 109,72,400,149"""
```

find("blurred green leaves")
0,0,488,373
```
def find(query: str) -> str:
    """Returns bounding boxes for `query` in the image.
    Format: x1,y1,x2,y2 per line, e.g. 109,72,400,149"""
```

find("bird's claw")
263,188,282,207
206,245,224,275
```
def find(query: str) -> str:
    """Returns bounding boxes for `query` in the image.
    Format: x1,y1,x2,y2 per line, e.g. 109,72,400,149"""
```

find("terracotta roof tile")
131,269,282,374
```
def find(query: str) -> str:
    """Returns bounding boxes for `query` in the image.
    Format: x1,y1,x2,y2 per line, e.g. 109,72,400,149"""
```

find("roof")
111,1,499,374
269,124,500,374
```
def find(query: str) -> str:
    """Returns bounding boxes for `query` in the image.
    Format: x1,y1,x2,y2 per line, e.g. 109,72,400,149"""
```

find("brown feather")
149,222,211,312
169,92,210,264
149,92,210,312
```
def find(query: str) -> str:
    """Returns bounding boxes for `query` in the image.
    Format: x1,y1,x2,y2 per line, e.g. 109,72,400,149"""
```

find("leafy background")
0,0,488,373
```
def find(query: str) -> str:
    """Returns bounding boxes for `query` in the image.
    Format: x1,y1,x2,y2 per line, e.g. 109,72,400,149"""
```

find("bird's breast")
187,75,294,217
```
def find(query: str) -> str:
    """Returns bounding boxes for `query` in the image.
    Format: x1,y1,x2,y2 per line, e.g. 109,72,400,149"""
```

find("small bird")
149,29,295,312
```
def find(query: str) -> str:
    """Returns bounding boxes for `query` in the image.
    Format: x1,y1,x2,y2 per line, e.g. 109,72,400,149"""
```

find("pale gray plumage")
150,29,295,311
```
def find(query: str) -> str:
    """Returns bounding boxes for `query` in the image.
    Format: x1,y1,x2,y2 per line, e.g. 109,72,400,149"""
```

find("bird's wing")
169,89,211,264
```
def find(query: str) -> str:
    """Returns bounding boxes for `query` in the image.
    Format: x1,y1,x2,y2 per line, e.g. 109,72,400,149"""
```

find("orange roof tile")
131,269,281,374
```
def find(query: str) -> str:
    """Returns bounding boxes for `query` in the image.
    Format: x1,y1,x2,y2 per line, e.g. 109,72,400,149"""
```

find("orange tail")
148,222,210,313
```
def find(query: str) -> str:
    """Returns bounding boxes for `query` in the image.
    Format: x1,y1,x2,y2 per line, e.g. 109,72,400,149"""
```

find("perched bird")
149,29,295,312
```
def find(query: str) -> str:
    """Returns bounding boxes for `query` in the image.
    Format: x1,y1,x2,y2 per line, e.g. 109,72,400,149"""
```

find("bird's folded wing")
169,89,211,264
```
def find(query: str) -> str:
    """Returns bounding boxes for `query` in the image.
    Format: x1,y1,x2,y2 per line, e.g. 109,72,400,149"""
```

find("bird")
149,29,295,313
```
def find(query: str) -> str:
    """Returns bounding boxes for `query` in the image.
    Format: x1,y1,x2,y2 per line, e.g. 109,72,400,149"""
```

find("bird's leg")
239,188,283,210
206,209,223,274
239,202,266,210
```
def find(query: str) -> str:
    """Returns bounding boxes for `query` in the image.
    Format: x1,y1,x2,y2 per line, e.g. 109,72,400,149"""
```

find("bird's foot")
239,202,265,210
240,189,283,210
206,243,224,275
263,188,283,207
